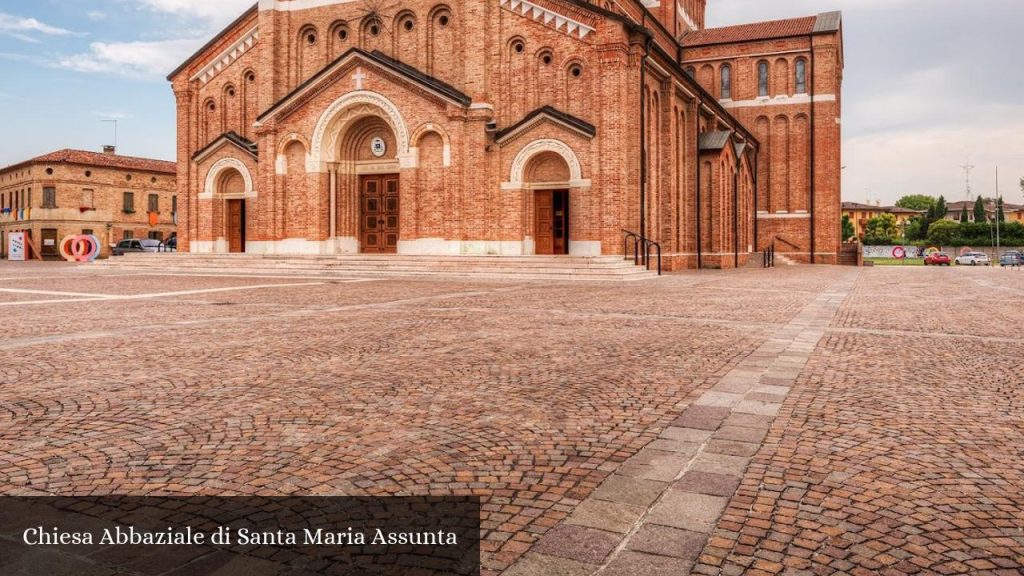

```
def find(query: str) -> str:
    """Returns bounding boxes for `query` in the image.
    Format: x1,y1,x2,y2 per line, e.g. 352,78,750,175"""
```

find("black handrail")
774,235,800,250
763,244,775,268
622,229,662,276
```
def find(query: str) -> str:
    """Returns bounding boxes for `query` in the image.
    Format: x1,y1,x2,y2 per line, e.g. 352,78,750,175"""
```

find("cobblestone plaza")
2,263,1022,575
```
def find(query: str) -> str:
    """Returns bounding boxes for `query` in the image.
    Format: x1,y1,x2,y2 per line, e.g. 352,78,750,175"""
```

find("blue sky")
1,0,1022,205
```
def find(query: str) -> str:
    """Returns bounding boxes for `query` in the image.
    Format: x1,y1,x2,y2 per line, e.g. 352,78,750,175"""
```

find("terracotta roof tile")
683,15,819,47
6,149,176,174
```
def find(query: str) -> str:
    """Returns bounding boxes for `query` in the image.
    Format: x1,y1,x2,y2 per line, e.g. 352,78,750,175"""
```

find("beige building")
841,202,924,240
0,149,177,259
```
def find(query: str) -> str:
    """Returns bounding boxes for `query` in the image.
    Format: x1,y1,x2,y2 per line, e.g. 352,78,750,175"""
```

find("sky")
0,0,1022,205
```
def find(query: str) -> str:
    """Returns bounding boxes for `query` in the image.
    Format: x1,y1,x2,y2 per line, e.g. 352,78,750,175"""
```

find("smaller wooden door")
535,190,569,255
360,175,399,254
227,199,245,253
41,229,58,259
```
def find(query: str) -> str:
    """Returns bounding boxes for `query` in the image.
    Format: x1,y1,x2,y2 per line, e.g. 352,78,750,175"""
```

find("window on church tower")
720,64,731,100
757,61,769,97
795,59,807,94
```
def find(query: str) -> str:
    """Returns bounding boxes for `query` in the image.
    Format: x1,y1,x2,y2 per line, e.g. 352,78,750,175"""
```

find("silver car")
112,239,163,256
954,252,990,266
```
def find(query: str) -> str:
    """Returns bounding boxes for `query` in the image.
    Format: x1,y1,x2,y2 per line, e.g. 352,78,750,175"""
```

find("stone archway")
199,158,255,254
310,90,412,170
503,139,597,256
311,93,407,255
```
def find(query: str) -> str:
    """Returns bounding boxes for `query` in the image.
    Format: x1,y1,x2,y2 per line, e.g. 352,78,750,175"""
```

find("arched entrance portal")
312,90,410,255
524,151,573,255
203,157,254,254
221,172,247,253
338,116,400,253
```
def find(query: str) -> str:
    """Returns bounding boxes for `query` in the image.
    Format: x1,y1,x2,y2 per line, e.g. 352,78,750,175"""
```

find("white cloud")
87,11,107,22
56,38,205,78
127,0,255,28
0,12,78,41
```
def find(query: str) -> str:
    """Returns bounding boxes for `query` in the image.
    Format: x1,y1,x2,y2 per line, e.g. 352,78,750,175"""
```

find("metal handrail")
774,235,800,250
622,229,662,276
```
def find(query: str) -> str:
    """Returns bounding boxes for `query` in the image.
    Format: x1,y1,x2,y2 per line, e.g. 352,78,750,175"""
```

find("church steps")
95,254,660,281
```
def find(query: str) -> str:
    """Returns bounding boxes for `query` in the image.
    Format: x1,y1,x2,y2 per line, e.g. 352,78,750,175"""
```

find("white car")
954,252,990,266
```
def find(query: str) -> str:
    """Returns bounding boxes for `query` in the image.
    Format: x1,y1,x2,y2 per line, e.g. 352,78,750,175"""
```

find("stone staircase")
94,253,661,281
774,253,800,266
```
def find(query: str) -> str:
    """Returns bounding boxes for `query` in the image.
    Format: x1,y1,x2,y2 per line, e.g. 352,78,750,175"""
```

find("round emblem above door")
370,137,387,158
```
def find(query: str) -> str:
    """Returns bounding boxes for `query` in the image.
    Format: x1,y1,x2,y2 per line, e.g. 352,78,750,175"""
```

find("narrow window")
758,61,769,97
720,64,732,99
123,230,134,240
42,186,56,209
795,59,807,94
172,195,178,214
82,189,94,208
148,193,159,212
123,192,134,212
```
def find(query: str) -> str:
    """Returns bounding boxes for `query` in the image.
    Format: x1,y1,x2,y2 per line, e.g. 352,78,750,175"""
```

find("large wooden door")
227,199,245,253
360,175,400,254
534,190,569,255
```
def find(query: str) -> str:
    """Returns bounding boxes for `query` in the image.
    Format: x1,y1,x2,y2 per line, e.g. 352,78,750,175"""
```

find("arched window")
685,66,695,78
795,58,807,94
720,64,731,99
757,61,769,97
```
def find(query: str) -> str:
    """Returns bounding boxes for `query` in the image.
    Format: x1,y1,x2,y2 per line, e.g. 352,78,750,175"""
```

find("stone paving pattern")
2,262,1023,575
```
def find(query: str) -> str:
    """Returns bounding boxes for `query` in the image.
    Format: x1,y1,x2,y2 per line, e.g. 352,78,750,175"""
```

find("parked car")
164,235,177,251
1000,251,1023,267
954,252,990,266
924,252,951,266
112,239,163,256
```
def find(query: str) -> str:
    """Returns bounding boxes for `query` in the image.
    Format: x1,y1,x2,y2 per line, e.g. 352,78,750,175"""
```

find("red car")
924,252,951,266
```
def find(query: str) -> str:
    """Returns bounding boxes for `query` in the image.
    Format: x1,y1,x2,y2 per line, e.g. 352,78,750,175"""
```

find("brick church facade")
169,0,843,268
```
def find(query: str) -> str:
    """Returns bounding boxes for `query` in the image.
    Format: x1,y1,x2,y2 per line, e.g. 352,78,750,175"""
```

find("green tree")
973,196,987,222
904,216,926,241
928,195,948,221
960,204,970,223
895,194,936,211
864,213,899,244
841,214,855,241
997,197,1006,222
927,219,960,246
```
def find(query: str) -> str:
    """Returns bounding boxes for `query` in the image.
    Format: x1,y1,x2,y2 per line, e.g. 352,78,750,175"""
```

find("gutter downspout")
753,146,759,252
639,19,652,261
809,34,817,264
734,148,740,268
695,97,702,269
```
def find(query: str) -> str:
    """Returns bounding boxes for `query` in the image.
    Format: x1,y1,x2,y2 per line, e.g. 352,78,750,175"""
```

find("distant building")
943,200,1024,223
0,149,177,259
841,202,923,239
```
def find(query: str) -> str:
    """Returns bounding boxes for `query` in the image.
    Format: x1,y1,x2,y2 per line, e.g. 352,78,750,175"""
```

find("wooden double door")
360,175,400,254
535,190,569,255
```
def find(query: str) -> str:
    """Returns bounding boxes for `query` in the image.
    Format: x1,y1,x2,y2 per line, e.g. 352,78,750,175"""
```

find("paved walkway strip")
503,270,859,576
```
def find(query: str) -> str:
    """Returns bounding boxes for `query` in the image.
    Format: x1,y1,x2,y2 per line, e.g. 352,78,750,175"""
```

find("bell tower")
644,0,707,36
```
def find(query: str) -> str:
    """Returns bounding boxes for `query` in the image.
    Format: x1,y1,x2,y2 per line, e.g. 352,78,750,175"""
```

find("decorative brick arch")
310,90,411,170
410,123,452,167
505,138,588,189
202,157,255,198
275,132,312,175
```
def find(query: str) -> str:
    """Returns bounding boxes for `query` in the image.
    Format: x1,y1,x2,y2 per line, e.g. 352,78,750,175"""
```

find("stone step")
95,254,661,281
94,265,659,281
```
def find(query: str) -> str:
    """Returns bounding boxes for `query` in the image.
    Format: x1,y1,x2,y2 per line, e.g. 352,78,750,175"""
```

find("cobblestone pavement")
2,262,1023,575
691,266,1024,576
